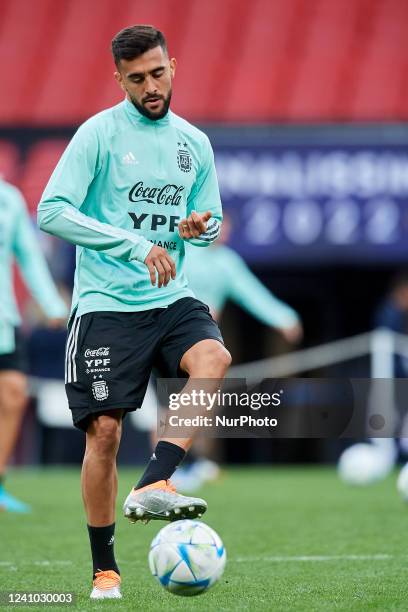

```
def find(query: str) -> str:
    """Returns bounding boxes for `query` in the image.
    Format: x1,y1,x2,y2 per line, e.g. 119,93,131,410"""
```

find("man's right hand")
144,245,176,288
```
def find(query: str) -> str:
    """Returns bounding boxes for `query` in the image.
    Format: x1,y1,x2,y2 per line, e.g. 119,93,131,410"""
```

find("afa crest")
177,142,192,173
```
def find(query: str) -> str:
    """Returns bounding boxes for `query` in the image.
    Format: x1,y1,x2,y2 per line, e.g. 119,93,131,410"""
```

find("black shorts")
65,298,224,432
0,328,28,373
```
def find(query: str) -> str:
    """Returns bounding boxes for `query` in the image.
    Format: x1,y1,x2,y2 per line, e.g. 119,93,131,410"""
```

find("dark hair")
111,25,167,66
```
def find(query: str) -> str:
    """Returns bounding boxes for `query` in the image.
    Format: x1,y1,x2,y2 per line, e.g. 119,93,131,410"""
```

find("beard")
128,89,172,121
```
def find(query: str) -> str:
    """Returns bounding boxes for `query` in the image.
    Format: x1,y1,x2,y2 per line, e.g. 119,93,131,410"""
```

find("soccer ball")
337,442,393,485
397,462,408,502
148,519,226,596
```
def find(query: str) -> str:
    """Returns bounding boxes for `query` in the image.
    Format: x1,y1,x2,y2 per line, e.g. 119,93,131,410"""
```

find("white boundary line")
0,560,73,568
233,554,393,562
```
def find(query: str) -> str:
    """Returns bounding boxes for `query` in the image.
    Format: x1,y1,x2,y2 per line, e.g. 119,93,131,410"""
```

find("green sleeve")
185,136,222,248
12,191,68,318
0,321,15,354
225,249,300,328
37,122,152,263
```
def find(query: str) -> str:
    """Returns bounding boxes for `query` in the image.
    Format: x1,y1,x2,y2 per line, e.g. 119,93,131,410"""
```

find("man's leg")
0,371,30,513
0,371,28,472
124,340,231,522
168,340,229,489
162,338,231,449
82,410,123,526
82,410,123,599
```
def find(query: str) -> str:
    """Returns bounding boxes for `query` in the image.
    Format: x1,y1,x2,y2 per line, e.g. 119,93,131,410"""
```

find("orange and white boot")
90,570,121,599
123,480,207,523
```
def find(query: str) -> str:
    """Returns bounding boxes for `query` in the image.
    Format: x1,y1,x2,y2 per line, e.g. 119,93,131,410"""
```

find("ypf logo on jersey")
177,142,192,173
92,380,109,401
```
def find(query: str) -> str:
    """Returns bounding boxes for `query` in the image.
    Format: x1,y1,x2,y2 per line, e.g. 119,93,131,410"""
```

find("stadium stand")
0,140,20,183
0,0,406,124
18,140,69,212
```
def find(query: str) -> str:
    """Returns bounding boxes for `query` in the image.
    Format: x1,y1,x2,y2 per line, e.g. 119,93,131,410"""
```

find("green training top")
185,244,299,328
38,99,222,318
0,179,67,353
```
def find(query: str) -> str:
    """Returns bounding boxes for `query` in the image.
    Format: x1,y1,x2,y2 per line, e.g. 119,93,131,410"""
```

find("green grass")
1,466,407,611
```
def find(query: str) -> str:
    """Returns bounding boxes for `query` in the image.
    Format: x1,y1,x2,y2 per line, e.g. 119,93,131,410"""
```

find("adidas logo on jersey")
122,152,139,165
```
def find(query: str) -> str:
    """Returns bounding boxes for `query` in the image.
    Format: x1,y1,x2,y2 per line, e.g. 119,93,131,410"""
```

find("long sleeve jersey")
38,99,223,318
0,179,67,353
185,244,299,329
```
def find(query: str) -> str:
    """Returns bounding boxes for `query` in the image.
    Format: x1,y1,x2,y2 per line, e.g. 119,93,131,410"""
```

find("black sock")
87,523,120,579
135,441,186,489
182,449,197,466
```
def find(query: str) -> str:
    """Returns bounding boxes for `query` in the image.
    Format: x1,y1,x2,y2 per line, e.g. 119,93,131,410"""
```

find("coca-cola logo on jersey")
128,182,184,206
84,347,110,357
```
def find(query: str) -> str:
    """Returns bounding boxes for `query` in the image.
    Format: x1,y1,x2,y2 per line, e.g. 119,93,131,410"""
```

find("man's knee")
87,413,122,457
0,372,27,413
182,341,232,377
211,344,232,374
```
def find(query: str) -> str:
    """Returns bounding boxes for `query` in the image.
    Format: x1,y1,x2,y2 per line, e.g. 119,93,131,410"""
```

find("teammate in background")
186,214,302,339
337,273,408,484
374,272,408,455
374,272,408,377
38,25,231,600
0,178,67,512
172,214,302,489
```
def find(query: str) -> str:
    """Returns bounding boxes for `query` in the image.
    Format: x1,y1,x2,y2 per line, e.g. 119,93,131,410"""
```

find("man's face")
115,45,176,120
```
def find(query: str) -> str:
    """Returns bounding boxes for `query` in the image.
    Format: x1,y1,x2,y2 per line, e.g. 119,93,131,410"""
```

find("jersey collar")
123,97,171,126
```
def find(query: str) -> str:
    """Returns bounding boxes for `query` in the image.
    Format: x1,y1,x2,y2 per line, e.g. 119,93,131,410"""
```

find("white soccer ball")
338,442,393,485
149,519,226,596
397,462,408,502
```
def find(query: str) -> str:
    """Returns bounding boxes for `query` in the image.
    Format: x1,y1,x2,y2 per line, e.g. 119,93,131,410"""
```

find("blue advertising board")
214,141,408,265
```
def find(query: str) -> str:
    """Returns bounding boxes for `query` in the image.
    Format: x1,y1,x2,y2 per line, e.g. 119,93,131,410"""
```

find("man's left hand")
178,210,212,239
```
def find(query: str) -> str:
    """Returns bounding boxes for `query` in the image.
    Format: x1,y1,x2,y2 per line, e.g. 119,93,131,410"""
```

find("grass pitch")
1,466,407,611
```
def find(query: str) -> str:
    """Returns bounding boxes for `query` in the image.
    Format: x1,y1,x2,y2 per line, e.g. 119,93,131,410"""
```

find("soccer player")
38,25,231,599
373,273,408,457
0,178,67,512
186,214,302,340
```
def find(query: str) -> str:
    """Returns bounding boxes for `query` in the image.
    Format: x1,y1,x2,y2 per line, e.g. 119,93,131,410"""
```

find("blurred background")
2,0,408,468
